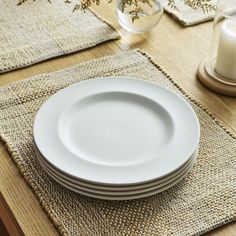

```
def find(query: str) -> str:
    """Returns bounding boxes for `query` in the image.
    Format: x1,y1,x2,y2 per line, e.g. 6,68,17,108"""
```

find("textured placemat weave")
0,0,118,73
163,0,236,26
0,49,236,236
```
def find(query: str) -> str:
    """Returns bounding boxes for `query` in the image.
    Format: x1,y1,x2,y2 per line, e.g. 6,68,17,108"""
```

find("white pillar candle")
215,20,236,80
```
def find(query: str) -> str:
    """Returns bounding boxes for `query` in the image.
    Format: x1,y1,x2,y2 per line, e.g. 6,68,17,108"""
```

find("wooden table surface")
0,3,236,236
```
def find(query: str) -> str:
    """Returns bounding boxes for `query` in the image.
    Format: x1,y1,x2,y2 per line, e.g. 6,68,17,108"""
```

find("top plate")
33,77,200,185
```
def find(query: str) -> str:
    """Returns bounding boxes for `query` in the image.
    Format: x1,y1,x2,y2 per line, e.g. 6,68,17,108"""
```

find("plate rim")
35,142,198,190
37,149,197,195
42,155,196,201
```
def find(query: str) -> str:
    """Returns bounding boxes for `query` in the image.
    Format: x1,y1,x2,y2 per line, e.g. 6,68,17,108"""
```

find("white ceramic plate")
40,155,197,201
36,148,197,196
34,77,200,185
35,145,198,191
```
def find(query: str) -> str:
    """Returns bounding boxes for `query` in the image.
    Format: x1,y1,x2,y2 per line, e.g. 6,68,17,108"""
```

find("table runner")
0,0,118,73
163,0,236,26
0,49,235,236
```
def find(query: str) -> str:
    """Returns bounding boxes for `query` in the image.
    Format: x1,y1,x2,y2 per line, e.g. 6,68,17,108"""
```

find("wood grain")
0,193,23,236
0,4,236,236
0,218,9,236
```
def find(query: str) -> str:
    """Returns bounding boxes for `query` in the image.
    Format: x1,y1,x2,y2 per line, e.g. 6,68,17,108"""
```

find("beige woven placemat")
0,49,236,236
163,0,236,26
0,0,118,73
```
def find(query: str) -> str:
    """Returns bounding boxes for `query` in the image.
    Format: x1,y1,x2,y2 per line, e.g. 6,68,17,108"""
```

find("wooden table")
0,3,236,236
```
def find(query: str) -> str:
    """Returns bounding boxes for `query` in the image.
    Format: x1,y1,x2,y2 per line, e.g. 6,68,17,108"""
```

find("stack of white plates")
33,77,200,200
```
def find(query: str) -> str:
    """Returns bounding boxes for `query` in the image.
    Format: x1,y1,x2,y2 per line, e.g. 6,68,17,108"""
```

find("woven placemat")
0,49,236,236
163,0,236,26
0,0,118,73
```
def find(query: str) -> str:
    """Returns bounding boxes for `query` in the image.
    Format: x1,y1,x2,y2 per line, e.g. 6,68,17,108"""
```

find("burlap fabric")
0,0,118,73
0,50,235,236
163,0,236,26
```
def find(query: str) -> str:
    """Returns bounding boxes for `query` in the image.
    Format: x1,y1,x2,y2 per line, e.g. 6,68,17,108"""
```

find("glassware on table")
197,0,236,96
116,0,163,33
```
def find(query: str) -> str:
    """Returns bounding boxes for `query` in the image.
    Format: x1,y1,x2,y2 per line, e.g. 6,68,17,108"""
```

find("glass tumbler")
116,0,163,33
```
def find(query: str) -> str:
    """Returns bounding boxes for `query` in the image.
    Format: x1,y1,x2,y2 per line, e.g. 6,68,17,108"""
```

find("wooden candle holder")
197,58,236,97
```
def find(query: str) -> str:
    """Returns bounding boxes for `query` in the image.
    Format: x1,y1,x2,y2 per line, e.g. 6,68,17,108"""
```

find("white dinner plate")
36,148,197,196
34,77,200,185
40,155,197,201
35,145,198,191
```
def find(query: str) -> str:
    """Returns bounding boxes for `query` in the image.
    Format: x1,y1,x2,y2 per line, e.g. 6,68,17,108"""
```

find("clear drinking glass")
116,0,163,33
